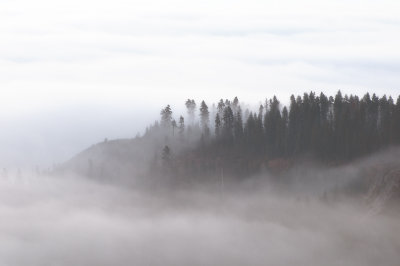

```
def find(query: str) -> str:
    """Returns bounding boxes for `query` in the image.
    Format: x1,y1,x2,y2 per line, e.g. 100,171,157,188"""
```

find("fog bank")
0,174,399,266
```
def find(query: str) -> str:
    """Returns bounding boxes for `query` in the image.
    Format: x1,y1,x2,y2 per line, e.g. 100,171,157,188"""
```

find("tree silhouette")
178,116,185,139
215,113,221,138
185,99,196,125
150,91,400,179
199,100,210,137
160,105,172,128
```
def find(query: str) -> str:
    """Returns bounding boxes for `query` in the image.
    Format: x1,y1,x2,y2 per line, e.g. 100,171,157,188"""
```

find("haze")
1,150,400,266
1,1,400,265
1,0,400,166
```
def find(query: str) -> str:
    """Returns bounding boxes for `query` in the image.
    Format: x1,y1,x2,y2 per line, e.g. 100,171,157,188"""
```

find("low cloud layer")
0,173,399,266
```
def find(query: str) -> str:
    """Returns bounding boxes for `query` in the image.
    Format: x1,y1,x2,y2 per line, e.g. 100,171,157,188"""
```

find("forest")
145,91,400,179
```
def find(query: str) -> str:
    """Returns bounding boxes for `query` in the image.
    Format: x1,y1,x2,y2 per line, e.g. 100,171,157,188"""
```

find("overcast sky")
1,0,400,168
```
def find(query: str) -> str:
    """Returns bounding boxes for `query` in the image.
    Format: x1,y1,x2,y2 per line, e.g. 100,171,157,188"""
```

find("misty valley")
1,92,400,266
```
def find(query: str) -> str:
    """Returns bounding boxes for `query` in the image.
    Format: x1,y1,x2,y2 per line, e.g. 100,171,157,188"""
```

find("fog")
2,0,400,168
0,104,159,168
2,0,400,264
1,162,399,266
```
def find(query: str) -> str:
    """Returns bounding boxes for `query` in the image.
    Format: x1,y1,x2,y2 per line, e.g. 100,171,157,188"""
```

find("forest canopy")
144,91,400,179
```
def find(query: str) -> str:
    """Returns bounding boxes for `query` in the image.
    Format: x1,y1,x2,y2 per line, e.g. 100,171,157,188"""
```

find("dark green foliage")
151,92,400,179
206,91,399,167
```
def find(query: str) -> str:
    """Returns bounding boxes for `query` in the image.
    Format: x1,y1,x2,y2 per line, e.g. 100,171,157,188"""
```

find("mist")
0,104,160,168
1,148,400,266
2,0,400,264
2,0,400,168
1,91,399,266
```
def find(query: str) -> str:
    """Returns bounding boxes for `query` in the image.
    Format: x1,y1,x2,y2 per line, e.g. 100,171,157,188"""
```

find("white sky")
1,0,400,167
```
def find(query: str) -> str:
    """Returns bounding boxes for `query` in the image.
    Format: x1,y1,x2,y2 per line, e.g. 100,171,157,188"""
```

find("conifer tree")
222,106,234,140
185,99,196,124
264,96,281,157
171,119,177,136
160,105,173,128
217,99,225,116
280,107,289,156
178,116,185,139
394,96,400,143
199,100,210,137
234,106,244,140
162,145,172,169
215,113,221,138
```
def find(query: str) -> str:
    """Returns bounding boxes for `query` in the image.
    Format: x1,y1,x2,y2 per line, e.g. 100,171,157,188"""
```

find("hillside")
56,91,400,212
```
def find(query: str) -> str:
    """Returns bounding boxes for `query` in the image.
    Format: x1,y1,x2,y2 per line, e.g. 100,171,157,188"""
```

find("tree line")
146,91,400,178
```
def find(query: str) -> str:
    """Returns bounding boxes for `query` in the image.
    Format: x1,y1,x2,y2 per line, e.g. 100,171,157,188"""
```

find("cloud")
1,0,400,105
0,173,399,266
1,0,399,166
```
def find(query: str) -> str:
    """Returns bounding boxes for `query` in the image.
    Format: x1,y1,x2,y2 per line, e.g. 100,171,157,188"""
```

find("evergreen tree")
333,90,344,157
244,112,256,153
199,100,210,136
185,99,196,124
287,95,297,155
222,106,234,141
379,95,391,146
234,106,244,141
217,99,225,116
258,104,264,121
232,96,239,113
178,116,185,139
215,113,221,138
154,91,400,179
160,105,173,128
162,145,172,168
280,107,289,156
264,96,281,157
394,96,400,143
171,119,177,136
